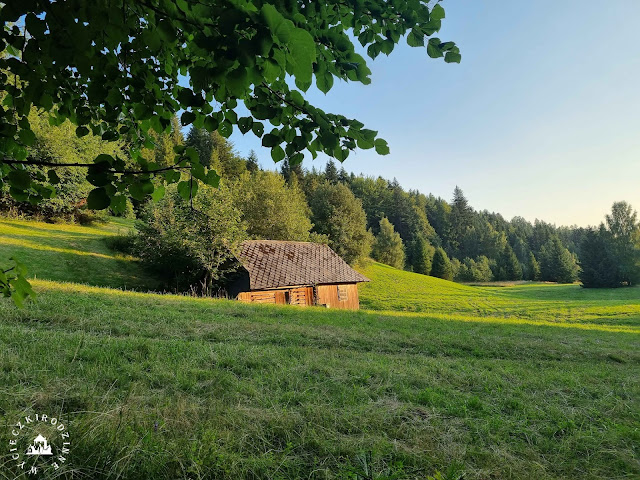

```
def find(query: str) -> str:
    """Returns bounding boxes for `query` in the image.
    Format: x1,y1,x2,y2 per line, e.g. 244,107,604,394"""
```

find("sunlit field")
0,219,638,479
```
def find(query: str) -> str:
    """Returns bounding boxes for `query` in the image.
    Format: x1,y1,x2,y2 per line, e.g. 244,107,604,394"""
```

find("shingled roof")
237,240,370,290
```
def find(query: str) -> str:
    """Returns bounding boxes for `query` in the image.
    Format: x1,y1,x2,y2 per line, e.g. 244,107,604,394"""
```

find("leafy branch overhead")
0,0,459,210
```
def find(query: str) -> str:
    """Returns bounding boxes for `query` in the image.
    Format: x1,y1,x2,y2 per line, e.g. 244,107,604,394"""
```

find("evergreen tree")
338,167,350,184
448,186,473,257
372,218,405,269
431,248,453,281
280,157,303,185
527,251,541,281
579,226,620,288
246,150,259,173
324,160,339,184
496,243,523,280
539,237,579,283
185,127,214,167
407,236,435,275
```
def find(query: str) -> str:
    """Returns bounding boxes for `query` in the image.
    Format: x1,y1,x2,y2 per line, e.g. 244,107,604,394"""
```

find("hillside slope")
359,261,640,328
0,218,639,479
0,217,160,290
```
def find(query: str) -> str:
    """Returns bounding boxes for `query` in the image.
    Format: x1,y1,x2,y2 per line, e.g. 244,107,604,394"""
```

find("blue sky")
228,1,640,227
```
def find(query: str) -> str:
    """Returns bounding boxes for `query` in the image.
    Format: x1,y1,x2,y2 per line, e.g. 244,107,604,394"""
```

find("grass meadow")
0,219,638,479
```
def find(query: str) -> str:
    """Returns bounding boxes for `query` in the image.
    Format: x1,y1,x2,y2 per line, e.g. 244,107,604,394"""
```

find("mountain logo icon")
25,434,53,456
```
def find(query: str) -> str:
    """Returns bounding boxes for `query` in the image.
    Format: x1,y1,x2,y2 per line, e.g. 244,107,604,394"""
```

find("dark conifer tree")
246,150,259,173
280,157,303,185
527,251,541,281
185,127,214,167
324,160,339,184
431,247,453,281
448,186,473,257
496,243,523,280
579,226,620,288
539,236,579,283
407,235,434,275
337,167,350,184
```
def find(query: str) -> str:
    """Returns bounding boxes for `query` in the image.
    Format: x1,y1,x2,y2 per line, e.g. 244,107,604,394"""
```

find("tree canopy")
1,0,459,205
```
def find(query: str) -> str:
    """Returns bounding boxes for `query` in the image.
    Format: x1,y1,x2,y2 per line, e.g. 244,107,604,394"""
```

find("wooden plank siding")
316,283,359,310
237,283,359,309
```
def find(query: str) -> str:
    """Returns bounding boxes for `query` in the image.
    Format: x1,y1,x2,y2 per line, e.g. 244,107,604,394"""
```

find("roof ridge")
242,239,329,245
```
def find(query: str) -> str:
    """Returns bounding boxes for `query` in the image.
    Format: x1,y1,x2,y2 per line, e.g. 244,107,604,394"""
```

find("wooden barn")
230,240,370,310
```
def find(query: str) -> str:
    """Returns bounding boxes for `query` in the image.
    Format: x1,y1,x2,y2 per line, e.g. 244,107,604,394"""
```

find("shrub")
133,184,247,294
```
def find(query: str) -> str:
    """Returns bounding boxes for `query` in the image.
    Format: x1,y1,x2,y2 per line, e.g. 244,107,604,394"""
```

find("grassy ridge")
0,219,639,479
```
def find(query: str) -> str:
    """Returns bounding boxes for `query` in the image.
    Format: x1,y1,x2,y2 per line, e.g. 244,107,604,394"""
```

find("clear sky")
228,0,640,228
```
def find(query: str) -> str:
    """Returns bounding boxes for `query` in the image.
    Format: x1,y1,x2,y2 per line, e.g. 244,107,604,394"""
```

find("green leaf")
288,28,316,90
238,117,253,134
427,43,443,59
374,138,390,155
218,121,233,138
271,145,285,162
407,31,424,47
110,195,127,214
47,170,61,184
87,187,111,210
289,90,305,106
316,70,333,94
76,126,90,137
143,29,162,51
151,185,165,201
94,154,114,165
262,59,281,83
262,133,280,147
18,129,36,146
101,130,119,141
252,122,264,137
177,180,193,200
8,170,31,190
444,52,462,63
185,147,199,163
204,116,219,132
204,170,220,187
181,111,196,126
431,4,446,21
261,4,293,43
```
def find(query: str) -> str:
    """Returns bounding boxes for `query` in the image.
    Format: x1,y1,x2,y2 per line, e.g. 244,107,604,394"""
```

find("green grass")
0,217,161,290
360,263,640,328
0,219,638,479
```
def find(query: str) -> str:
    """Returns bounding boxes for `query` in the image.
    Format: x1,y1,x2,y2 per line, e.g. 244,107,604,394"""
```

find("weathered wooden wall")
238,284,359,309
316,283,359,310
237,286,314,307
